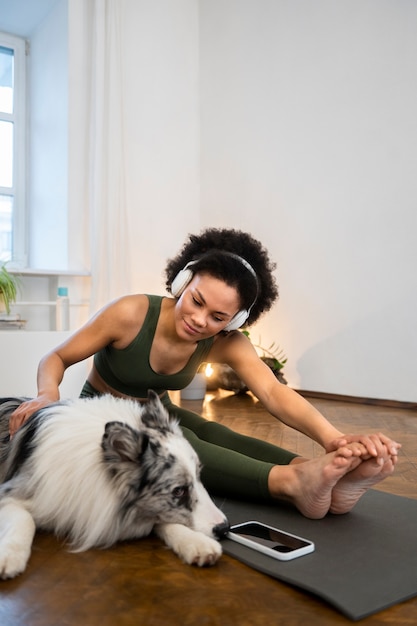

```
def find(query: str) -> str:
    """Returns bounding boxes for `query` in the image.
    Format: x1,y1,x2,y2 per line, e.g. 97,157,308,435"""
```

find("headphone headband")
225,253,257,280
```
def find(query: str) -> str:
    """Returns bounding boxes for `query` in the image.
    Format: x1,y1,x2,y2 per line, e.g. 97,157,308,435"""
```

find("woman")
9,228,400,519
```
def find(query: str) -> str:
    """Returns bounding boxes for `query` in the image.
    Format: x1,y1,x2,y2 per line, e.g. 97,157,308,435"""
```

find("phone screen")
231,522,311,553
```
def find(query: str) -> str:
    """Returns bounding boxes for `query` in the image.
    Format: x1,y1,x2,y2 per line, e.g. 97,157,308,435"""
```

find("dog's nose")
213,520,230,539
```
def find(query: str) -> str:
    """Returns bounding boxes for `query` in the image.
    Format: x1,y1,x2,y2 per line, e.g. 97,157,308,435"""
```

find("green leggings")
80,383,298,501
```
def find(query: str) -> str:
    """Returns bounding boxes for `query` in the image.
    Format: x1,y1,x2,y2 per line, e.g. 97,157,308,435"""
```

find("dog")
0,391,229,579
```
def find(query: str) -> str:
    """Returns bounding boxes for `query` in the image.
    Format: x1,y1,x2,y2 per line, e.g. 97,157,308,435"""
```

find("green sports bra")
93,295,214,397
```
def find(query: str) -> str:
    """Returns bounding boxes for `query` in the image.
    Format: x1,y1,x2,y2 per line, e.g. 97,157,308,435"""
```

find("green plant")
0,265,20,314
202,330,288,394
241,330,287,372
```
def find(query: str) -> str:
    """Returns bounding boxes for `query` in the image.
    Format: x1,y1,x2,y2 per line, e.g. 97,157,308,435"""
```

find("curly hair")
164,228,279,326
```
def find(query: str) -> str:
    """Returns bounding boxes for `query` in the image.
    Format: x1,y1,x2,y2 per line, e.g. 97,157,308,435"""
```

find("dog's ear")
147,389,160,403
102,421,149,464
140,391,171,432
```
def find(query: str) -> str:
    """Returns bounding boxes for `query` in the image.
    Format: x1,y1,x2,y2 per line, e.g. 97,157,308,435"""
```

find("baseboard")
295,389,417,411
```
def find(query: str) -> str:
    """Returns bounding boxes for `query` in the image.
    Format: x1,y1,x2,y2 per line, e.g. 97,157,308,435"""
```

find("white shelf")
16,300,88,304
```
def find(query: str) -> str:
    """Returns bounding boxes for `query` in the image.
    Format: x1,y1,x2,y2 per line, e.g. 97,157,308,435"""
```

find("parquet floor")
0,390,416,626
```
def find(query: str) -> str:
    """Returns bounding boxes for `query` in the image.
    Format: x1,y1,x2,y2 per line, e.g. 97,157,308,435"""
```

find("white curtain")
88,0,132,313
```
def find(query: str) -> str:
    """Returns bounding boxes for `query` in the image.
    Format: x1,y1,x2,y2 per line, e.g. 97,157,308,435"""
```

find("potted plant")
0,264,20,315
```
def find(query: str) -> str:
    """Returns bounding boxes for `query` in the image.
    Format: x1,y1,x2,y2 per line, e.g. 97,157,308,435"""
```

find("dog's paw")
155,523,222,567
0,542,32,579
0,504,36,579
178,532,223,567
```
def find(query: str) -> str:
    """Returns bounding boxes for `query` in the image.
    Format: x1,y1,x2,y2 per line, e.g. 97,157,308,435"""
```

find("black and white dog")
0,392,228,579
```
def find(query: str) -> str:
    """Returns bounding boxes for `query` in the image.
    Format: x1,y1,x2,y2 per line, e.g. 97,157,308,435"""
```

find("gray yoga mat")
217,489,417,621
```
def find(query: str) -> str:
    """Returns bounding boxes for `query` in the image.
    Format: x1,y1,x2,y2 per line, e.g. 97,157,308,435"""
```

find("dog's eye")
172,485,188,500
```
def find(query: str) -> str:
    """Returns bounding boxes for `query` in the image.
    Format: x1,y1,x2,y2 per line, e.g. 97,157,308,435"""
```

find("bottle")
56,287,70,331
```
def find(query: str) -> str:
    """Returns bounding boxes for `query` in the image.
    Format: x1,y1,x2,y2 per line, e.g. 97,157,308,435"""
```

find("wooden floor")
0,390,416,626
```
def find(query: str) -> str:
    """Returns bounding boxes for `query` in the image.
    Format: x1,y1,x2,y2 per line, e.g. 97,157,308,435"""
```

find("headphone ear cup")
171,268,194,297
223,309,249,332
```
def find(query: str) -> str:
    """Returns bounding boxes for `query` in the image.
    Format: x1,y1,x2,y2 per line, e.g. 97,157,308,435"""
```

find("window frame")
0,31,27,267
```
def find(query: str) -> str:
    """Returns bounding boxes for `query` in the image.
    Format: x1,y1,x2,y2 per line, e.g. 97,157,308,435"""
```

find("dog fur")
0,392,228,579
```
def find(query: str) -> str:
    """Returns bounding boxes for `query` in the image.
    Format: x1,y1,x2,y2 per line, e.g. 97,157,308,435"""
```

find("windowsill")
9,268,91,277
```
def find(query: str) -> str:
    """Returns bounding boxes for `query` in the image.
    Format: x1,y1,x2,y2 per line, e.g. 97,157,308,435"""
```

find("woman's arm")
9,295,148,435
209,331,401,458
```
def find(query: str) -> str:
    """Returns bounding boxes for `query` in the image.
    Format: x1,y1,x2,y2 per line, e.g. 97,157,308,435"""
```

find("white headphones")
171,253,258,331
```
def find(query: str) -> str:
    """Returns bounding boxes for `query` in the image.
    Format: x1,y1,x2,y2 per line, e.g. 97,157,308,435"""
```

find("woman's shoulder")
107,293,149,313
208,329,253,363
95,294,154,349
98,293,152,330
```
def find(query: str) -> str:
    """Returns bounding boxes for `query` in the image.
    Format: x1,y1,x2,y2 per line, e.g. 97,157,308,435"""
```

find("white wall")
200,0,417,402
29,0,68,269
122,1,201,295
68,0,201,299
0,332,89,398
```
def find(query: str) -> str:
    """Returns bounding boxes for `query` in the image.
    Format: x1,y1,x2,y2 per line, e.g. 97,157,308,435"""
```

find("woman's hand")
326,432,401,461
9,395,56,438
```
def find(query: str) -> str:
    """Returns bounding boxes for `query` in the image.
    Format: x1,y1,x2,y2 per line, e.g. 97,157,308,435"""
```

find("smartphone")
227,521,315,561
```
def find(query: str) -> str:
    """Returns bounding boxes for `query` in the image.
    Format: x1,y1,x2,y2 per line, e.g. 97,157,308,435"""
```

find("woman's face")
174,273,241,340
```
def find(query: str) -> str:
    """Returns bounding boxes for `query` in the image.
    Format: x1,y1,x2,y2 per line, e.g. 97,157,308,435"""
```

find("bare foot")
329,456,395,514
269,448,363,519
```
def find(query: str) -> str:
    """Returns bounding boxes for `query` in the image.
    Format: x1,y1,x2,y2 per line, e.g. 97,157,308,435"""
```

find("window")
0,32,26,265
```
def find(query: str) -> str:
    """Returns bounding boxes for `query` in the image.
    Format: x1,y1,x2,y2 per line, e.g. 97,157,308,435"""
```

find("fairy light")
205,363,214,378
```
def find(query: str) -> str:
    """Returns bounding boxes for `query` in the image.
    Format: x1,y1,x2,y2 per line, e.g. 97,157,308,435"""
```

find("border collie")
0,392,228,579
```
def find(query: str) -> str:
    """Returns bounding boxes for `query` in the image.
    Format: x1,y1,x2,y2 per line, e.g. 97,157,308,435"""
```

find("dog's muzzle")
213,520,230,539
